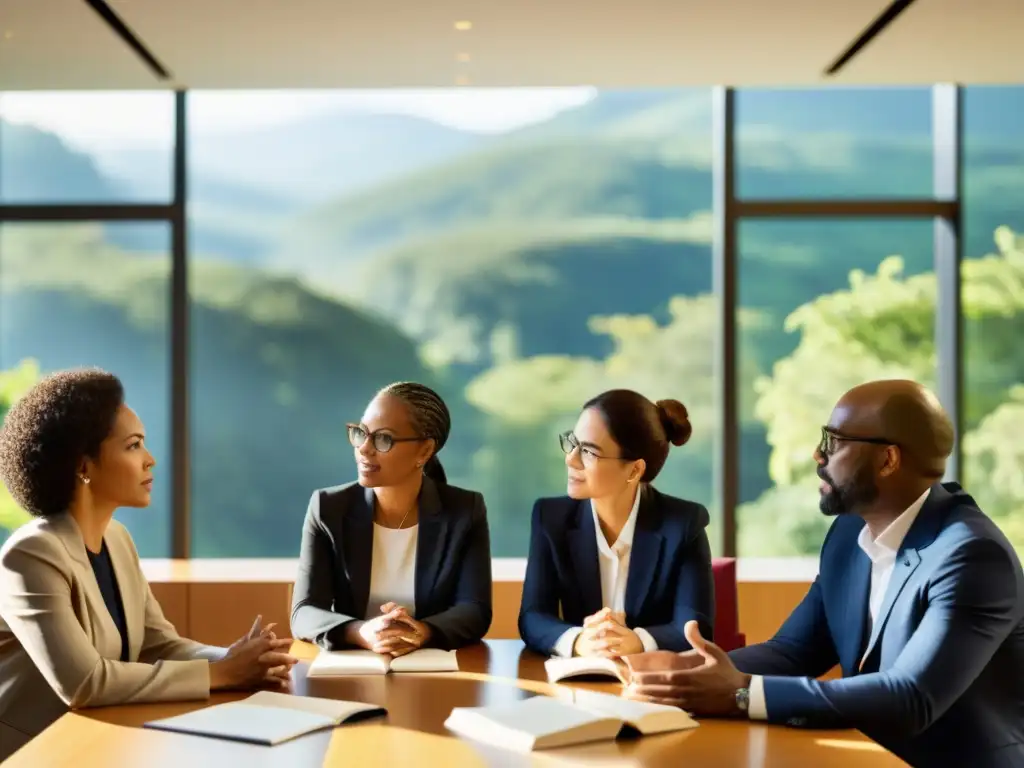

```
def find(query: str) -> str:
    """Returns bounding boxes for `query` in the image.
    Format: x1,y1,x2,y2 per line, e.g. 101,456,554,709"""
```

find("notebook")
444,691,697,752
544,655,628,684
307,648,460,677
143,690,385,746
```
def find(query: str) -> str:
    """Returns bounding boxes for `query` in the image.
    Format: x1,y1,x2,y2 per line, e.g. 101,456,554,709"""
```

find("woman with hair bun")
518,389,714,658
291,382,492,656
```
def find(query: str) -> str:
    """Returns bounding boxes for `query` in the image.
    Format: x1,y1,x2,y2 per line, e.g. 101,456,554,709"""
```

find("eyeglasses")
819,426,895,457
347,424,426,454
559,430,625,465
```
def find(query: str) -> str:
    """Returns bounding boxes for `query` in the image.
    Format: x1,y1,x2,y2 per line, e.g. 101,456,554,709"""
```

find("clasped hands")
573,607,644,658
349,602,432,657
212,614,298,692
622,620,751,717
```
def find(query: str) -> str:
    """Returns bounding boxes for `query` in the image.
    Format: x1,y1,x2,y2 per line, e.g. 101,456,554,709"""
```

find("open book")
544,655,628,684
307,648,460,677
143,690,385,746
444,690,697,752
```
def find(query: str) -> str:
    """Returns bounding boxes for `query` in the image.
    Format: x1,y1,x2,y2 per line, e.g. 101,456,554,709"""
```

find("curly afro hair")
0,368,124,517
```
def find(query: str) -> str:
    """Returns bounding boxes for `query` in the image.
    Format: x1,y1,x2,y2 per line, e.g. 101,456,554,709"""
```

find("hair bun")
655,399,692,447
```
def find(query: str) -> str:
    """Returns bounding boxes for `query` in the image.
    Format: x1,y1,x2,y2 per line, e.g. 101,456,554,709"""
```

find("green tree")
740,227,1024,555
0,360,42,539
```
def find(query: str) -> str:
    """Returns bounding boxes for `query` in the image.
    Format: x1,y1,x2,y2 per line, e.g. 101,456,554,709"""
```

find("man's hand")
624,620,751,716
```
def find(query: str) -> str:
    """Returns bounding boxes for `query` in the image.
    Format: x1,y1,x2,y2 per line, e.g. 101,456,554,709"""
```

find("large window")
961,86,1024,551
735,87,934,199
2,86,1021,560
0,92,174,202
186,88,718,557
737,219,936,557
0,222,172,556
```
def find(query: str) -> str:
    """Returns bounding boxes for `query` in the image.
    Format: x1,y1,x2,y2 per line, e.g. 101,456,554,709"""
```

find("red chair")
711,557,746,651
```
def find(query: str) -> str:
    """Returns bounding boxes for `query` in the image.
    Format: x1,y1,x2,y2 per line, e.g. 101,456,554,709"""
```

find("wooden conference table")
9,640,906,767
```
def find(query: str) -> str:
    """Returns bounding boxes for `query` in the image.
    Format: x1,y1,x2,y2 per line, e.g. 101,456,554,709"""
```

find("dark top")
86,542,129,662
290,477,494,651
518,483,716,655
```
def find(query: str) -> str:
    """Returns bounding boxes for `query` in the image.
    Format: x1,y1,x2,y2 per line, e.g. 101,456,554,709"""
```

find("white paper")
144,702,334,745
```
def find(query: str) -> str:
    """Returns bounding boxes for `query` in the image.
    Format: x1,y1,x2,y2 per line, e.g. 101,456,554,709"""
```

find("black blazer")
290,477,493,650
518,484,715,655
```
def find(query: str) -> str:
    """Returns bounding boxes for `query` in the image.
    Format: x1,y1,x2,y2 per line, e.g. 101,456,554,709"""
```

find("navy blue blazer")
731,482,1024,768
518,485,715,655
290,478,493,650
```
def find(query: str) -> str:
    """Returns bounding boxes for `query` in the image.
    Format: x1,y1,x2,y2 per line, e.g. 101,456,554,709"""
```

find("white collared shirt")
551,488,659,657
747,488,930,720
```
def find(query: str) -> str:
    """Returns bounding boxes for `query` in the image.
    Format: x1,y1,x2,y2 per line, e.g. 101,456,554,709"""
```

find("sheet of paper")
145,702,334,745
307,650,390,676
389,648,459,672
241,690,384,722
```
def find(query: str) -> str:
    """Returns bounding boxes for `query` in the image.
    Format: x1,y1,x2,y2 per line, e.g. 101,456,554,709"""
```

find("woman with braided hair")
291,382,492,655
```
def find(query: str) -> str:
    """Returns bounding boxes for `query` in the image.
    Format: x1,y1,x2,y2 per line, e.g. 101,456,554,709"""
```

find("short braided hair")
378,381,451,484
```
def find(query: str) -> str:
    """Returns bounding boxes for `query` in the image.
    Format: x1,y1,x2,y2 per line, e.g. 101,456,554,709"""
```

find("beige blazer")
0,513,223,757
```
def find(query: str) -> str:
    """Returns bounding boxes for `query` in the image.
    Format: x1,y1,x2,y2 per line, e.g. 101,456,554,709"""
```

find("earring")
79,474,90,485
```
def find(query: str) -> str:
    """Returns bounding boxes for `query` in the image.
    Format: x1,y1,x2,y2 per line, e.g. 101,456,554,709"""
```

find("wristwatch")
735,687,750,714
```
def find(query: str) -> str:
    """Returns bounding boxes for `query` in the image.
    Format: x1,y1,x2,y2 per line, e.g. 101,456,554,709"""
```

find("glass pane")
962,85,1024,552
0,92,174,202
736,88,933,199
0,223,171,555
187,87,718,557
737,219,935,557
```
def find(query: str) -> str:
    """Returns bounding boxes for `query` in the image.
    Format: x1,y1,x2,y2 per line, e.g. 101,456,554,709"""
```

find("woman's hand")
227,615,278,655
209,635,297,691
574,608,644,658
372,603,432,657
343,605,414,653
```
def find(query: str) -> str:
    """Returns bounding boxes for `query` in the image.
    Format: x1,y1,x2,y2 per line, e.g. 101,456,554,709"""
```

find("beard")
819,462,878,517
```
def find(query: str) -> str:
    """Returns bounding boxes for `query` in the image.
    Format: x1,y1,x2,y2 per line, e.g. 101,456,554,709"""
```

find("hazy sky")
0,88,595,152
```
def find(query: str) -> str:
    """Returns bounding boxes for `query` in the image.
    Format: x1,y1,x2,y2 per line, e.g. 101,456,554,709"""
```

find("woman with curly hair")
0,368,297,758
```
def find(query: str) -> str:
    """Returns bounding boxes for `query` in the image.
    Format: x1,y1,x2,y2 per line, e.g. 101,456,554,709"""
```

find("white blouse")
551,489,659,657
365,523,418,619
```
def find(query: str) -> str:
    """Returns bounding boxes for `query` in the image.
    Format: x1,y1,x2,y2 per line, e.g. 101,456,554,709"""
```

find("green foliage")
0,360,43,538
0,224,434,557
346,217,716,370
741,227,1024,554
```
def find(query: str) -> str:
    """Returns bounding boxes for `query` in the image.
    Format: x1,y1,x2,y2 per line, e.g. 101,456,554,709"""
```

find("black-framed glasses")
819,426,895,457
347,424,426,454
559,430,625,464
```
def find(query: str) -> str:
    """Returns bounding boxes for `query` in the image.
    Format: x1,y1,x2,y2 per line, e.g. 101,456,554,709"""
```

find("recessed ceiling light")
456,52,471,63
454,20,472,31
455,75,471,86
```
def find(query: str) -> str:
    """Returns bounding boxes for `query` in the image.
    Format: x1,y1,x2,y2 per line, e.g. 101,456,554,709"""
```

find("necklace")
378,506,414,529
396,507,413,530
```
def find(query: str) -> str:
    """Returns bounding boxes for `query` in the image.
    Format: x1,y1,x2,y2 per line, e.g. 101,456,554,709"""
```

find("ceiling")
0,0,1021,91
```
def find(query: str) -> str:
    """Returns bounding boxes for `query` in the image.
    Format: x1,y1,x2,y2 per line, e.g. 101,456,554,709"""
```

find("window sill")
140,556,819,584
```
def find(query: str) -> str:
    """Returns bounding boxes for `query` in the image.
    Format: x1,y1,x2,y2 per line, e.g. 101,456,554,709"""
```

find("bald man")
625,380,1024,768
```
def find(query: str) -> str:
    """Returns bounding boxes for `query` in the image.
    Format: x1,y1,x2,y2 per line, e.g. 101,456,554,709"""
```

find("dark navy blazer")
290,478,493,650
518,484,715,655
731,482,1024,768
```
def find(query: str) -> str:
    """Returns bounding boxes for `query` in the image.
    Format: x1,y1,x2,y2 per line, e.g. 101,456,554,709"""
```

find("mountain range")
2,85,1023,558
